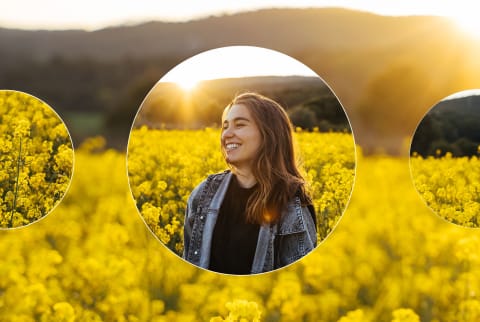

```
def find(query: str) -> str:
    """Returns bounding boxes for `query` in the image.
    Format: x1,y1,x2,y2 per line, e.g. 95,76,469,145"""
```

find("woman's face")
221,104,262,170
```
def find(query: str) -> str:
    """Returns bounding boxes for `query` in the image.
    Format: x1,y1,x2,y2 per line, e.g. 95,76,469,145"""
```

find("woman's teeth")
226,143,239,150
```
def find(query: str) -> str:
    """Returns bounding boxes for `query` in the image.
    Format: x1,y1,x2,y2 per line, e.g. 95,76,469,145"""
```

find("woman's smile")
221,104,261,170
225,143,240,151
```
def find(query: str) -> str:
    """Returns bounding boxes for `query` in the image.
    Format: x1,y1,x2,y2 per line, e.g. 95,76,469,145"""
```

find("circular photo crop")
127,46,356,274
0,90,74,229
410,89,480,228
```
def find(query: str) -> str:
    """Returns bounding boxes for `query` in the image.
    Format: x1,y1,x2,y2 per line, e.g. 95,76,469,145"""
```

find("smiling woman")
221,103,262,173
183,92,317,274
126,45,356,275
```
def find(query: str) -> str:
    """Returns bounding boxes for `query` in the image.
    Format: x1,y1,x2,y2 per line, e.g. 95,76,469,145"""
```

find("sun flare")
175,77,199,91
159,46,317,91
449,8,480,39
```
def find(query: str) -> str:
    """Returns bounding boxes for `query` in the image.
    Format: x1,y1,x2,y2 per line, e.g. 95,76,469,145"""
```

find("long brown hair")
222,92,311,225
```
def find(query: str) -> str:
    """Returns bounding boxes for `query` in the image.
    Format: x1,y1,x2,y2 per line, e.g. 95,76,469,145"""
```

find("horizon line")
0,6,450,32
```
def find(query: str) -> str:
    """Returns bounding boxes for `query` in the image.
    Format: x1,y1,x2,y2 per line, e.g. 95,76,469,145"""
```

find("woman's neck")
233,169,257,188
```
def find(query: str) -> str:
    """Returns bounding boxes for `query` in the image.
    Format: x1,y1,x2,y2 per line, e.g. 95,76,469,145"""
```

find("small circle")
127,46,356,274
0,90,74,229
410,89,480,228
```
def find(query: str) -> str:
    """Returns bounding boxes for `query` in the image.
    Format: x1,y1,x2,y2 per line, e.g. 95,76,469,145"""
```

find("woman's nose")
222,127,234,139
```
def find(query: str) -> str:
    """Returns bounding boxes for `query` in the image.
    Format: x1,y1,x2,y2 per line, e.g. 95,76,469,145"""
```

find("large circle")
410,89,480,228
127,46,356,274
0,90,74,229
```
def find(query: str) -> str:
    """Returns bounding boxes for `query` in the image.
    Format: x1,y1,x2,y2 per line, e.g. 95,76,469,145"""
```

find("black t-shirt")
209,175,260,274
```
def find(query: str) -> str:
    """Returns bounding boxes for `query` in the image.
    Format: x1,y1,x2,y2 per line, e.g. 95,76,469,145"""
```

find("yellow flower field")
411,153,480,227
127,128,356,254
0,91,73,228
0,138,478,321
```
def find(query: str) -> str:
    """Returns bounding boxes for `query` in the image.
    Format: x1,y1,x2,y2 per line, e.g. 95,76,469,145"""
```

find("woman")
183,92,317,274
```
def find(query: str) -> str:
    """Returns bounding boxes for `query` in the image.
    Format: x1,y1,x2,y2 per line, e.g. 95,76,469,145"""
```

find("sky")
0,0,477,31
160,46,318,89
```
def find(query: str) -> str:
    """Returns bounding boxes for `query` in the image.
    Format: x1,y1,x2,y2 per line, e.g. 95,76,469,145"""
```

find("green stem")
9,137,22,228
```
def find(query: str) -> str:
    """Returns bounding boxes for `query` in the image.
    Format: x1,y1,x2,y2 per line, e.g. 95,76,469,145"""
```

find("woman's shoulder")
208,169,231,181
189,170,231,200
199,169,231,188
277,196,315,234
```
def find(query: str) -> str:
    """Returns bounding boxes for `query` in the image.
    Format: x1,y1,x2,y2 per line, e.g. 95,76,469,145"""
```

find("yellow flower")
0,90,73,228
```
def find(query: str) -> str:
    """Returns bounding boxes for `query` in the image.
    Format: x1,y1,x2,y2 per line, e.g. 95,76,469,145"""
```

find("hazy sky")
0,1,476,30
160,46,318,89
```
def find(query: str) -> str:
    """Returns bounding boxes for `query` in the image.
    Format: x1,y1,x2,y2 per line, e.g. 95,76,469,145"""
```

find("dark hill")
1,7,480,153
0,8,449,62
411,94,480,157
132,75,349,131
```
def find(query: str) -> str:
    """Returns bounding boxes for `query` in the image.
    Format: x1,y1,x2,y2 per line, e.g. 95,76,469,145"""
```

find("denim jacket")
183,170,317,274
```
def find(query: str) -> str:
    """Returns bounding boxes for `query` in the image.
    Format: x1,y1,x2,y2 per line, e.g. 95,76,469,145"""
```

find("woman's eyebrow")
222,117,251,125
230,117,251,123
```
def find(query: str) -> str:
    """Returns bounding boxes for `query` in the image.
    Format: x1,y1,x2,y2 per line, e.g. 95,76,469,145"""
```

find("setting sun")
175,77,199,91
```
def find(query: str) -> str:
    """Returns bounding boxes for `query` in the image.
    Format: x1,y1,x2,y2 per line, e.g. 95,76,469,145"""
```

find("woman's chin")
225,158,241,168
225,153,238,165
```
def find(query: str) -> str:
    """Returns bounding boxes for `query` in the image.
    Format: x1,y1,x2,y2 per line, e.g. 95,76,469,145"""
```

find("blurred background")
411,90,480,157
3,2,480,321
132,46,351,133
2,1,480,154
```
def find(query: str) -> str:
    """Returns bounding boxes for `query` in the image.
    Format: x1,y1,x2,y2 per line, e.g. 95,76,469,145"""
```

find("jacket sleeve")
303,205,317,248
273,200,318,268
182,180,206,259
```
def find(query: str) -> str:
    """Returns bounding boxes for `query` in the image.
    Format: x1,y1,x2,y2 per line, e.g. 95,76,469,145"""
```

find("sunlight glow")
452,15,480,39
444,3,480,39
1,1,478,31
175,77,200,91
160,46,318,88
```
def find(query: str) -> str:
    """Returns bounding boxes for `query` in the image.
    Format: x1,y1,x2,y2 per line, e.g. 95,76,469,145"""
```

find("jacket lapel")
198,171,232,268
